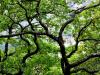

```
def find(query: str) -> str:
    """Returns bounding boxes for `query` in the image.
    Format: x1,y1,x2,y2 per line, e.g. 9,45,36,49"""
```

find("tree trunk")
64,66,70,75
58,37,71,75
61,58,71,75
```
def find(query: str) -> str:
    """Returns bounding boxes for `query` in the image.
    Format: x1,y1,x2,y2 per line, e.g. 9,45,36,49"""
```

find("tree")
0,0,100,75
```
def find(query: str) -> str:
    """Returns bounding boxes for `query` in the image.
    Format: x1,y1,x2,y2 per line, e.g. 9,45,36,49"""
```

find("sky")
67,0,96,10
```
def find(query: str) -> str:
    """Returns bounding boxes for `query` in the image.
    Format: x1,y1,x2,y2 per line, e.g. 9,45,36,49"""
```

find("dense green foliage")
0,0,100,75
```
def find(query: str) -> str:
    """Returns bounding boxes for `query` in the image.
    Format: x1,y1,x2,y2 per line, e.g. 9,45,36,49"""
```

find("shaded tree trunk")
58,37,71,75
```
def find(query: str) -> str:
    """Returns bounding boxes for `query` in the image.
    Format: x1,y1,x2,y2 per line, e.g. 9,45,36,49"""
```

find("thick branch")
3,24,13,61
74,2,100,14
59,18,74,37
79,38,100,42
0,31,46,38
70,53,100,68
17,1,35,31
0,31,57,42
85,2,100,10
35,0,58,41
71,67,99,74
22,34,39,63
36,0,48,32
59,2,100,37
67,20,93,58
19,24,31,46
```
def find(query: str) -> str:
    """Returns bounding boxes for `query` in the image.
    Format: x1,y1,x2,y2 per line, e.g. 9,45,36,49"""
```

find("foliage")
0,0,100,75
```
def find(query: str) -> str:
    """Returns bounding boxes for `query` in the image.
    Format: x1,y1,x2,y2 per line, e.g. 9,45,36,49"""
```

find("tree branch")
59,1,100,37
36,0,49,33
1,51,16,62
71,67,99,74
67,20,93,58
59,18,74,37
0,31,46,38
2,24,13,61
70,53,100,68
74,2,100,14
17,1,35,31
22,34,39,63
79,38,100,42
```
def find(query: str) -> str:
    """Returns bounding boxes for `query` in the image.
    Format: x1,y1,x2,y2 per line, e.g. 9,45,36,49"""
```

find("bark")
58,37,71,75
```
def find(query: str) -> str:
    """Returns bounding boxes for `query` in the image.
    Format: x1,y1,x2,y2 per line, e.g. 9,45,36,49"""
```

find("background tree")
0,0,100,75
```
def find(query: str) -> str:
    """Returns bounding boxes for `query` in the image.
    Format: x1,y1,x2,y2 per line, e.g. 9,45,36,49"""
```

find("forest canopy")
0,0,100,75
